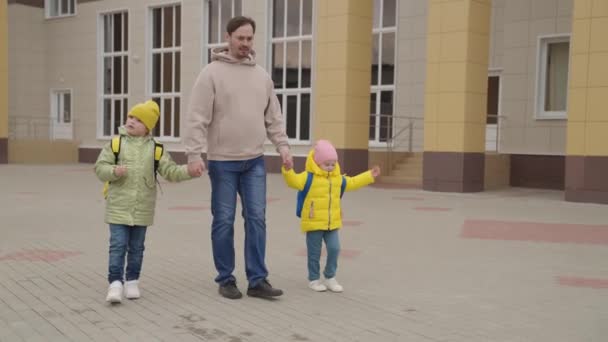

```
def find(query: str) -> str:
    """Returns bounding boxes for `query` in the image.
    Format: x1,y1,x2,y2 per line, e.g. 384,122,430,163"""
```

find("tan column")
0,0,7,163
423,0,491,192
313,0,373,174
565,0,608,204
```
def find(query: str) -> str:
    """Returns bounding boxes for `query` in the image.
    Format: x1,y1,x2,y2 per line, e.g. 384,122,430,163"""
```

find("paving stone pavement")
1,164,607,342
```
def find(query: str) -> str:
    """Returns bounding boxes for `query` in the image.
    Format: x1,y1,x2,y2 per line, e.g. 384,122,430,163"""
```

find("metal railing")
8,116,76,140
370,114,421,168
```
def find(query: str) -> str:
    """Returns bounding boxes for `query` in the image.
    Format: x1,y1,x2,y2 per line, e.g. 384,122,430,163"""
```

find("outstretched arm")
281,167,308,191
344,166,381,192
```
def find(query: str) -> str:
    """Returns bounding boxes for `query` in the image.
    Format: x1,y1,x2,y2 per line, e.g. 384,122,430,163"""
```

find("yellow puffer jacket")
282,150,375,232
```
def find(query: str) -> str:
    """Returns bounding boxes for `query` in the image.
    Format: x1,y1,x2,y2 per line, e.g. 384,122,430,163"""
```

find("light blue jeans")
108,224,147,283
208,156,269,288
306,229,340,281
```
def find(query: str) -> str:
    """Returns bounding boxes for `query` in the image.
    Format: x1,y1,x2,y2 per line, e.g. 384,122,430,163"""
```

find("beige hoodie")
184,47,289,162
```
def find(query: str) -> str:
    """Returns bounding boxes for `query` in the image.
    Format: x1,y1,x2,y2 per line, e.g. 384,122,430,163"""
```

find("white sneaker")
106,281,123,303
308,280,327,292
325,278,343,292
124,280,140,299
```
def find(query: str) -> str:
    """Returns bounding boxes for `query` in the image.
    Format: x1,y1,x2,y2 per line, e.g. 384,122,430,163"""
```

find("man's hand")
114,165,127,177
279,146,293,170
187,160,206,177
371,165,381,178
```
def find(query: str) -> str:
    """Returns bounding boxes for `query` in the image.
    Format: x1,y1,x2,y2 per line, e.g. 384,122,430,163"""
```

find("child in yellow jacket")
282,140,380,292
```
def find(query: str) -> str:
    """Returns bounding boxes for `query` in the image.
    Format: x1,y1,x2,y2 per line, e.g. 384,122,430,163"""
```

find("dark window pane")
487,76,499,124
113,56,122,94
124,13,128,51
163,52,173,93
152,98,161,136
273,0,285,38
379,91,393,142
163,6,174,48
175,52,181,92
381,32,395,85
272,43,284,88
123,100,128,126
103,57,111,94
383,0,396,27
373,0,381,29
300,93,310,140
104,99,111,136
545,41,569,111
175,5,181,46
221,0,232,36
152,54,161,93
371,34,379,86
285,41,298,88
61,0,68,14
164,98,172,136
286,95,297,139
104,15,111,53
301,40,311,88
114,13,122,52
174,97,181,137
286,0,300,36
153,8,162,48
63,93,71,123
209,0,219,44
114,99,122,134
369,93,377,140
123,56,128,94
302,0,312,35
235,0,242,16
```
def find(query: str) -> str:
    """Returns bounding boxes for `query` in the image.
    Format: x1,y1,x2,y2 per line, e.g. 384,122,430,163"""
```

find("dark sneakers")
247,279,283,298
219,281,242,299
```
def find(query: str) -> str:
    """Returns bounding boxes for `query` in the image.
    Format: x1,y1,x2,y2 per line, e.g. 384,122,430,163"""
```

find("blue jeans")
208,156,268,287
306,229,340,281
108,224,147,283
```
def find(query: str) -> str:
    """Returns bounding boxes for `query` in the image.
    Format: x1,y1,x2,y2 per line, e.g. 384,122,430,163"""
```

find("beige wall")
498,0,573,155
393,0,428,153
8,4,48,139
0,0,7,139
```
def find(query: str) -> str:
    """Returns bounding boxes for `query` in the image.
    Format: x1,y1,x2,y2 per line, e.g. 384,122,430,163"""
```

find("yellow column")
314,0,373,174
0,0,7,163
565,0,608,204
423,0,491,192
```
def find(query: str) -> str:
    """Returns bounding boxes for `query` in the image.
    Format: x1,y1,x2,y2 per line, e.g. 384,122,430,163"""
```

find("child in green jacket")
95,100,199,303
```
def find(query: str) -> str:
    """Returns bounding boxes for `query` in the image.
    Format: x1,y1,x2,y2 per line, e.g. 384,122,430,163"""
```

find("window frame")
268,0,315,145
45,0,77,19
97,9,130,140
202,0,243,66
369,0,398,147
147,2,183,142
535,34,571,120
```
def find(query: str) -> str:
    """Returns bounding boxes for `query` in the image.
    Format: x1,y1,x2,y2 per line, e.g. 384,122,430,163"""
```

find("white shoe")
308,280,327,292
124,280,140,299
325,278,343,292
106,281,123,303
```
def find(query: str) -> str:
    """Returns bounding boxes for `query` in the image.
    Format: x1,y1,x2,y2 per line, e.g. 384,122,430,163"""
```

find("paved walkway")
1,164,607,342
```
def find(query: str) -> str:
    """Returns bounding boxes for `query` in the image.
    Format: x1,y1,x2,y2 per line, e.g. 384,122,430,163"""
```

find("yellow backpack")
102,136,164,199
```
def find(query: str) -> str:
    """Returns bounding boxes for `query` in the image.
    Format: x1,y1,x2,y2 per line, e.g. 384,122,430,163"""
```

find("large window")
271,0,313,142
45,0,76,18
100,11,129,137
150,4,182,138
370,0,397,143
536,35,570,119
204,0,242,63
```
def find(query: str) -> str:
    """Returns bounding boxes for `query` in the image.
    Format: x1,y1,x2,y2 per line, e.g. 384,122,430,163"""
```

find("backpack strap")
110,136,121,163
153,141,164,179
296,172,314,218
340,175,346,198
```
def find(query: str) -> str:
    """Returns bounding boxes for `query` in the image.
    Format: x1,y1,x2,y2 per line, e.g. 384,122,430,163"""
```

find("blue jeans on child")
108,224,147,283
208,156,269,288
306,229,340,281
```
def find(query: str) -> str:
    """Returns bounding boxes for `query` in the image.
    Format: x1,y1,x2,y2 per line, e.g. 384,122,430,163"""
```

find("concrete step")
377,175,422,186
390,168,423,177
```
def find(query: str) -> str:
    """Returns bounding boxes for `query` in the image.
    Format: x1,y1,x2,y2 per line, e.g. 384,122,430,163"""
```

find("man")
184,16,292,299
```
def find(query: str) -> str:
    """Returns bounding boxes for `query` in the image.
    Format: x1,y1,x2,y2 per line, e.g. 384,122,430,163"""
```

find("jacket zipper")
327,172,332,230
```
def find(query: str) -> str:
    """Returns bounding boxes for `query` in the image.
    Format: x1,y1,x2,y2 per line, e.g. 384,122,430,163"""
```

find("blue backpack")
296,172,347,218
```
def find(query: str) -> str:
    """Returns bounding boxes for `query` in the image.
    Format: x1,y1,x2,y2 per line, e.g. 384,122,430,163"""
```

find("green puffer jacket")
94,127,192,226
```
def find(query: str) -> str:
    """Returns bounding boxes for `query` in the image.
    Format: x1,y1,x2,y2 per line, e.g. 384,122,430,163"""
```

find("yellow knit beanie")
129,100,160,132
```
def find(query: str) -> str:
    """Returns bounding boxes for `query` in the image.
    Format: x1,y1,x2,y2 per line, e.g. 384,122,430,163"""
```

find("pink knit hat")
313,139,338,165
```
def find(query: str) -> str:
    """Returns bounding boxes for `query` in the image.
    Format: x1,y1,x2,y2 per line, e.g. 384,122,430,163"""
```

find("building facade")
2,0,607,204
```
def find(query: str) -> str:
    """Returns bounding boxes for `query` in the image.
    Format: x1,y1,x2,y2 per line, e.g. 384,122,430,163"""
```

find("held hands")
371,165,381,178
114,165,127,177
279,146,293,170
187,160,205,178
